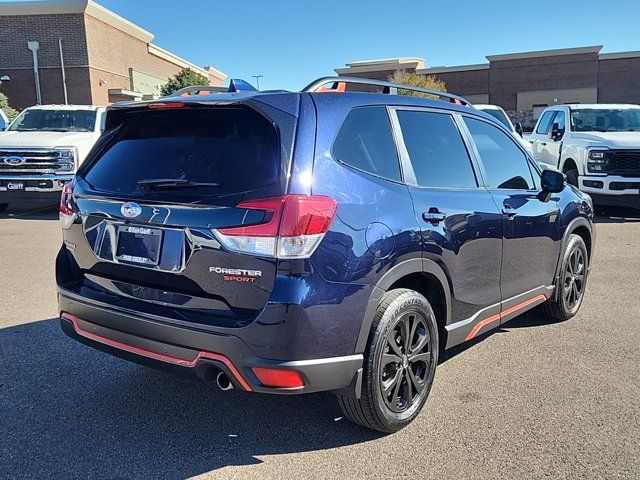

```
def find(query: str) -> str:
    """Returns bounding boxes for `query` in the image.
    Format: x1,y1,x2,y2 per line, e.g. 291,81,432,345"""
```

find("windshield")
9,109,97,132
481,108,513,132
571,108,640,132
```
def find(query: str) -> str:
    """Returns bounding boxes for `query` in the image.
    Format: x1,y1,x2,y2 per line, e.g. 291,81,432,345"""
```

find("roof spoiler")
302,76,472,106
164,79,257,98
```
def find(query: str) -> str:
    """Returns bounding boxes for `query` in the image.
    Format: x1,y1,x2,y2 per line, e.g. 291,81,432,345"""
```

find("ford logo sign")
4,156,26,165
121,202,142,218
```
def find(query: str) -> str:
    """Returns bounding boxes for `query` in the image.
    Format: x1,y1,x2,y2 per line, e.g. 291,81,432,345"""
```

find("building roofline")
85,0,153,43
0,1,154,42
417,63,489,74
486,45,603,61
344,57,426,67
147,44,226,81
599,50,640,60
0,0,87,15
335,57,425,75
0,0,227,82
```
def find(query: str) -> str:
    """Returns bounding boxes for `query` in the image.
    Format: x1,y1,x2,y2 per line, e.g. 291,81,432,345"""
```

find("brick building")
0,0,227,109
335,46,640,130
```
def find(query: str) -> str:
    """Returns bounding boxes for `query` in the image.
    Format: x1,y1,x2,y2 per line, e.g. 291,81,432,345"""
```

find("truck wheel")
565,169,579,187
541,234,589,321
337,289,439,433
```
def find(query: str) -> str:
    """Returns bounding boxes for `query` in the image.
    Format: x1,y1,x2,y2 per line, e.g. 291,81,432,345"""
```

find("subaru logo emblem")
4,156,26,165
121,202,142,218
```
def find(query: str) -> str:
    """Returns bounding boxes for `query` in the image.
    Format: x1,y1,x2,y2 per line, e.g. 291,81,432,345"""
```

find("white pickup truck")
0,104,105,211
529,104,640,209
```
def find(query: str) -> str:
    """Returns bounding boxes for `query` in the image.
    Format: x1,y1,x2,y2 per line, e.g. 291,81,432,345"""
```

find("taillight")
212,195,337,258
59,181,76,229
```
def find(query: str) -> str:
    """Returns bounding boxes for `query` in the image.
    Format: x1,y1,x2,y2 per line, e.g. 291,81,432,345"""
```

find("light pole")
252,75,264,91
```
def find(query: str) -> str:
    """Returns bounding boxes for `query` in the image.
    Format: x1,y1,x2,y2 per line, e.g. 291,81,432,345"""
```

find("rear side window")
536,111,556,134
397,110,477,188
333,106,401,181
83,106,279,199
466,117,535,190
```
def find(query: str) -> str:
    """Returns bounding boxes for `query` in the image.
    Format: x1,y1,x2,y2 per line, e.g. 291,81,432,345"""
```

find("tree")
0,92,18,121
160,68,209,96
388,70,446,98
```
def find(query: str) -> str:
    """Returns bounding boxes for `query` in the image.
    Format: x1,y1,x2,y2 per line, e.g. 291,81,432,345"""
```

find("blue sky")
7,0,640,90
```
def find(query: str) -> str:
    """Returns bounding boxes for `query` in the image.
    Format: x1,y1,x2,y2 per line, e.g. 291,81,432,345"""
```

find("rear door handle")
422,208,447,224
502,204,517,219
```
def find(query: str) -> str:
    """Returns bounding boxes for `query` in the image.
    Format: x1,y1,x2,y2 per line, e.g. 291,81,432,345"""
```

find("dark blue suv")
57,77,595,433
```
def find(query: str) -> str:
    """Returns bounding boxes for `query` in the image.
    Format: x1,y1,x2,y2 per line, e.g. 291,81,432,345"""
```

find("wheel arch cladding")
354,258,452,354
562,158,578,173
571,224,592,262
554,216,593,298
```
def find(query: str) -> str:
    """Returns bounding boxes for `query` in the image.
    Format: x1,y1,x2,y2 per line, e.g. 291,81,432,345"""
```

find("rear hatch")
60,98,299,328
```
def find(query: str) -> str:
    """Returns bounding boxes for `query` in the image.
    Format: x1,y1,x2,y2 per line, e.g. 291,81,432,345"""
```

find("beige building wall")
516,87,598,111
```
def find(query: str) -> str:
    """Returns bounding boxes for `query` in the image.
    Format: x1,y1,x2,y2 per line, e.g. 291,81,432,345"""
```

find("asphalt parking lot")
1,207,639,480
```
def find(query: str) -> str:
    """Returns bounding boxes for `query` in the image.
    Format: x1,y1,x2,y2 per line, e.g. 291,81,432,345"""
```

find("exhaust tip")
216,371,233,391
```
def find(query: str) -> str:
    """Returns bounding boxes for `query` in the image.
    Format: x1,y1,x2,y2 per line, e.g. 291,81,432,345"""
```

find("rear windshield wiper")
137,178,222,190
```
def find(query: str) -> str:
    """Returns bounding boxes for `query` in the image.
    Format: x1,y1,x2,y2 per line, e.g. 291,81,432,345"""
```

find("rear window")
332,106,401,181
83,106,279,200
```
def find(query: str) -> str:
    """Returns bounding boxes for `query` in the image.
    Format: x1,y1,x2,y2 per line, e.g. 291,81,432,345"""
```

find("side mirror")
550,122,564,141
514,122,523,137
538,169,565,201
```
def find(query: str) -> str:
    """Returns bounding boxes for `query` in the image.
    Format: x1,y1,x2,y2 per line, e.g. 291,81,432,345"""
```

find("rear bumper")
58,291,363,395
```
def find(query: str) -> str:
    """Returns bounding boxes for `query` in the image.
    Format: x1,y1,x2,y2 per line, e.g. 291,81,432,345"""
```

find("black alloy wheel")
380,311,431,413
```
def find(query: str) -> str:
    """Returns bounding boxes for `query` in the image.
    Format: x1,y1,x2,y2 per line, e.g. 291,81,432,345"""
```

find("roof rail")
302,76,472,106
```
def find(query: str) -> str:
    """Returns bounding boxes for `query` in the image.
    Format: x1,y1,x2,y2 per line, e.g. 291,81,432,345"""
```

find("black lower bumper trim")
590,193,640,209
58,292,363,395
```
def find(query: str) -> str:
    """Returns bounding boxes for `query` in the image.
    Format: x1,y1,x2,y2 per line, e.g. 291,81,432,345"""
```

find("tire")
565,169,579,187
540,234,589,321
337,288,439,433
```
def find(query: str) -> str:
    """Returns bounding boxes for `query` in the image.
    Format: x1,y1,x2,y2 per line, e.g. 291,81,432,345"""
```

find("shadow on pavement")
593,205,640,224
0,318,381,479
0,206,58,221
440,308,557,364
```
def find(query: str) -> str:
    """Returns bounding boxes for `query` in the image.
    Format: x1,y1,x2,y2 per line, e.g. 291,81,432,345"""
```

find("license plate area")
114,225,163,266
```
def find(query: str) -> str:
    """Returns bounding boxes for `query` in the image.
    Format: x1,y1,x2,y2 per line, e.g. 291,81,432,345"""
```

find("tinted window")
536,111,556,134
466,117,535,190
0,115,6,130
333,106,401,181
397,110,477,188
9,109,96,132
83,106,279,199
